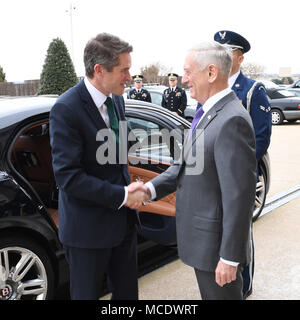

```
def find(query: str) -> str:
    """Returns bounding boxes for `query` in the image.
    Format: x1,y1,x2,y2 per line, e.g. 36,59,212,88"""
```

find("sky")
1,0,300,82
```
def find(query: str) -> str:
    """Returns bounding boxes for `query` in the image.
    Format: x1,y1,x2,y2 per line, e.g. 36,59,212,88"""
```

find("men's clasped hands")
125,181,150,209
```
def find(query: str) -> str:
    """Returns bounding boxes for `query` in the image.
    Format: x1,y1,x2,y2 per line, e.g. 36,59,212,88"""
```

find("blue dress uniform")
213,30,272,299
232,71,272,161
162,73,187,117
127,88,152,103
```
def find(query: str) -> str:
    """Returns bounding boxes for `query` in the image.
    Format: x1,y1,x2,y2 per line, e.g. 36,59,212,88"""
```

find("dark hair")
84,33,133,77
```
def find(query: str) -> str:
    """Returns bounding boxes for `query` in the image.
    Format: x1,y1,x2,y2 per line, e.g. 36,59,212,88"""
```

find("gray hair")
191,41,232,79
84,33,133,77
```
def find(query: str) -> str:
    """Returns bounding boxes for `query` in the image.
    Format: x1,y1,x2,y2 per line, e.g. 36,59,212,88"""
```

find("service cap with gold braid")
132,75,144,82
168,73,178,80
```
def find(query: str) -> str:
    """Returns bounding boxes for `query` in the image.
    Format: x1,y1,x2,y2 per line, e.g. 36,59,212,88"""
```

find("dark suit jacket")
50,80,136,249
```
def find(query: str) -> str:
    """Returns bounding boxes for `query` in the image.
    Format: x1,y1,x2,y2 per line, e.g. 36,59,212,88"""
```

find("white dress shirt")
146,87,238,266
84,77,128,209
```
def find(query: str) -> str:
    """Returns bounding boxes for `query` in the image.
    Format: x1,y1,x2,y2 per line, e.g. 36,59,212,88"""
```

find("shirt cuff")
145,181,156,200
118,186,128,210
220,258,239,267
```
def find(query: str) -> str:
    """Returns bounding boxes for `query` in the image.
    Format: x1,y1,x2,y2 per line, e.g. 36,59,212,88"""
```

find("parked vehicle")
286,79,300,91
0,96,270,299
266,88,300,125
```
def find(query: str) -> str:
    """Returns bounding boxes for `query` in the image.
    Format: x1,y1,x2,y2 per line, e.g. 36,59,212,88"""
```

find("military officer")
214,30,272,300
161,73,187,117
127,75,152,102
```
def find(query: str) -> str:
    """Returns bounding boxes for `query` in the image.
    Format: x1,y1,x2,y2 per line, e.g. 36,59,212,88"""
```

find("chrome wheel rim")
0,247,48,300
253,173,266,219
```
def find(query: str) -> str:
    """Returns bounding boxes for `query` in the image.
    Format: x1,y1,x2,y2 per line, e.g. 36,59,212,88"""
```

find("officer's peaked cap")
168,73,179,80
132,75,144,82
214,30,251,53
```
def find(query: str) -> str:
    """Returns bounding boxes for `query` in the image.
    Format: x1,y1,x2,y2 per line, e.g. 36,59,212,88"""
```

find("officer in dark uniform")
127,75,152,103
161,73,187,117
214,30,272,299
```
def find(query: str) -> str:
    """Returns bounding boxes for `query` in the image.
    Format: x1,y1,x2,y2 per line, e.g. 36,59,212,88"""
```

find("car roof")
0,96,190,130
0,96,57,129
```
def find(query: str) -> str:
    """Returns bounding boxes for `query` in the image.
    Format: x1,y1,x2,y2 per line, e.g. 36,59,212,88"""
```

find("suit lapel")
183,92,236,159
76,80,108,130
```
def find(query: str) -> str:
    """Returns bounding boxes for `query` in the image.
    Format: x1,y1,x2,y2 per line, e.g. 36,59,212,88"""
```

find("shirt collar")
84,77,112,108
228,70,240,88
202,87,232,114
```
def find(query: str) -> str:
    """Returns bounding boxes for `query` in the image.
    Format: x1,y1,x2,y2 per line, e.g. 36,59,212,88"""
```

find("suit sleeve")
150,163,180,200
49,102,125,210
214,116,257,262
249,84,272,161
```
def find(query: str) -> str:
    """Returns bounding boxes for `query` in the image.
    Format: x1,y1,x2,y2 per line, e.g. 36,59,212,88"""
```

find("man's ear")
238,54,244,66
208,64,218,83
94,64,104,77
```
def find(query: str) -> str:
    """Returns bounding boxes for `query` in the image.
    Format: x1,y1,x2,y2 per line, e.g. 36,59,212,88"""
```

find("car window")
149,92,163,106
294,80,300,88
126,116,183,164
268,90,295,99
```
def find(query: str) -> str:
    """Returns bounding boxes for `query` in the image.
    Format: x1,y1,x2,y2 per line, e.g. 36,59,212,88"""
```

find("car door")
126,111,184,246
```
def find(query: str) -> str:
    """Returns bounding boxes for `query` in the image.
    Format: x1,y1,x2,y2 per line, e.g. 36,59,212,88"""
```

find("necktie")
189,106,204,135
105,97,119,148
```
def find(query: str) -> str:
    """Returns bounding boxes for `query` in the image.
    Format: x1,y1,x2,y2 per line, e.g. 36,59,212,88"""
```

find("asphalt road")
134,121,300,300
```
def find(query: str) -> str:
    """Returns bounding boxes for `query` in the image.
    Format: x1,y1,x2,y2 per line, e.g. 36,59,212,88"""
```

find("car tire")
252,165,267,222
271,109,284,125
0,235,55,300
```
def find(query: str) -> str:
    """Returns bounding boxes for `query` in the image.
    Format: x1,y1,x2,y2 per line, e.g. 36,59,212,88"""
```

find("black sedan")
0,96,269,300
266,88,300,125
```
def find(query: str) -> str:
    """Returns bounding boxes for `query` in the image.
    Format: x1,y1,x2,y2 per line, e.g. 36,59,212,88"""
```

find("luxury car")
0,96,270,300
266,88,300,125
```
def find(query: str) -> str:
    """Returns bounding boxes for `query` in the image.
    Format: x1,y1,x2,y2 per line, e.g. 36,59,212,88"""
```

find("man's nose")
182,74,188,84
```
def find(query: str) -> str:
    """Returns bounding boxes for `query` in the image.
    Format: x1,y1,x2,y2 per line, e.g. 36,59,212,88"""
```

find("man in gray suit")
139,41,257,299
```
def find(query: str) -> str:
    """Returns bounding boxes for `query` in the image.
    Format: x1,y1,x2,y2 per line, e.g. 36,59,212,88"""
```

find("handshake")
125,181,151,210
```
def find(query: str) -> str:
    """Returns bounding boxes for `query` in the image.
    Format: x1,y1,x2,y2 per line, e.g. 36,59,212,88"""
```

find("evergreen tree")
38,38,77,95
0,65,6,82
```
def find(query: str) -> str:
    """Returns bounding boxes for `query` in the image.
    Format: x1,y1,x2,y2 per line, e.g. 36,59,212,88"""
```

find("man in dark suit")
138,41,257,299
49,33,146,300
162,73,187,117
127,75,152,102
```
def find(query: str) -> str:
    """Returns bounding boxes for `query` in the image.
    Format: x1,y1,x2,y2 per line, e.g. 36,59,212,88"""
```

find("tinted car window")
127,117,173,164
267,89,295,99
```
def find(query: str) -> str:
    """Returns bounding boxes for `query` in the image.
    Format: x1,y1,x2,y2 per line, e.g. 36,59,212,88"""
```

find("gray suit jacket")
151,91,257,272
